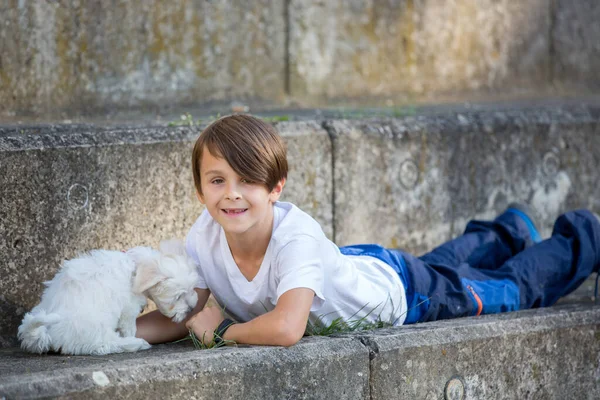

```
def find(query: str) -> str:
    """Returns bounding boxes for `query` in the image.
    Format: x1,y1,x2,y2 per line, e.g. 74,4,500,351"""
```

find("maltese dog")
18,240,199,355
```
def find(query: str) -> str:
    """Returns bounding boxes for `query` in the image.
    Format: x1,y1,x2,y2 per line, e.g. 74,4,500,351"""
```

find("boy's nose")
225,185,242,200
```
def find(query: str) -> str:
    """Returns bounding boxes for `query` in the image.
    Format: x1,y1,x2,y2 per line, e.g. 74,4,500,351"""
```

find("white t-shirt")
185,202,407,328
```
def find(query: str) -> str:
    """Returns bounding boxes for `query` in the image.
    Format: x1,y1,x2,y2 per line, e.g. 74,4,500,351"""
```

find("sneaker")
505,202,542,244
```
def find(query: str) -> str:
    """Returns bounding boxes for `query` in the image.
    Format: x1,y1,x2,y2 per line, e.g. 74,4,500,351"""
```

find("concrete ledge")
1,304,598,399
359,303,600,399
0,336,369,399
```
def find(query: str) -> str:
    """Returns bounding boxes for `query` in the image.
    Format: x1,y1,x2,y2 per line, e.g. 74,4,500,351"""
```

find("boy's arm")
187,287,314,347
136,288,211,344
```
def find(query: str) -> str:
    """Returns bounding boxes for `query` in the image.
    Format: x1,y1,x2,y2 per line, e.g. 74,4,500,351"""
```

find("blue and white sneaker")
504,202,542,244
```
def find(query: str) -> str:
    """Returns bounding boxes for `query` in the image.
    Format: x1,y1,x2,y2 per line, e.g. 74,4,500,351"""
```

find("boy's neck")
224,204,274,277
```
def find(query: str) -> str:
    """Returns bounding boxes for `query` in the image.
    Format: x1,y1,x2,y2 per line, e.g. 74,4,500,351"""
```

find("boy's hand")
185,306,224,345
136,288,211,345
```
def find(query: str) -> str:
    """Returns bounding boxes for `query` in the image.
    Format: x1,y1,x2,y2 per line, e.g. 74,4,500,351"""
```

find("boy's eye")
241,178,254,184
211,178,224,184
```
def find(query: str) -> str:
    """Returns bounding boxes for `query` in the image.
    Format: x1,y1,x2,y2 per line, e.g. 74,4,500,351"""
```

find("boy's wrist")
214,318,236,344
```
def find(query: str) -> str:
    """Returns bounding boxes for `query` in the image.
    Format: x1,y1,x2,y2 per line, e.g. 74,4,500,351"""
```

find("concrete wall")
289,0,553,100
330,106,600,253
1,1,600,118
0,0,287,117
553,0,600,90
1,104,599,347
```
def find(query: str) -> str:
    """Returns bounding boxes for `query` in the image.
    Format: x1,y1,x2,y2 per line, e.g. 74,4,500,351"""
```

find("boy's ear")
269,178,286,202
196,190,205,205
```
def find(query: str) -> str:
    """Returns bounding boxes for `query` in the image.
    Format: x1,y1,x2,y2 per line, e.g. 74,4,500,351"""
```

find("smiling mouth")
222,208,248,215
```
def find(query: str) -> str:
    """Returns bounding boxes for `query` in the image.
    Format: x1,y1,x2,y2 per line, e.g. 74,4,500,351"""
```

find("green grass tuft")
306,315,394,336
305,301,392,336
261,115,290,123
171,303,237,350
168,112,196,127
172,329,237,350
305,295,432,337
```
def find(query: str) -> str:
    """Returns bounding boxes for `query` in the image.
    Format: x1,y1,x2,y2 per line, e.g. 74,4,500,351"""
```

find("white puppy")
18,240,199,355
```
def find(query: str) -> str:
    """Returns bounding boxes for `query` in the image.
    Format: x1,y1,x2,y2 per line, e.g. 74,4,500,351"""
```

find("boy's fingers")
183,308,224,345
202,331,215,345
185,314,199,330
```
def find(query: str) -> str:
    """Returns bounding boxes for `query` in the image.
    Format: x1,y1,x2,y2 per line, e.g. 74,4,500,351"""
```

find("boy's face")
197,148,284,238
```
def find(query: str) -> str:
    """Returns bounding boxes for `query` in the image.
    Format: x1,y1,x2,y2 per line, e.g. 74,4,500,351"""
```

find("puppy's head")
129,243,199,323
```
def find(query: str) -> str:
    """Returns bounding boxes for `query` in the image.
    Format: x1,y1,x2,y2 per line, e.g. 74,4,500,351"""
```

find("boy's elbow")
277,329,303,347
274,321,304,347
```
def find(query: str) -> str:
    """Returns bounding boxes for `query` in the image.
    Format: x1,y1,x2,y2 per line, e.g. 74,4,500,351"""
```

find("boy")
136,114,600,347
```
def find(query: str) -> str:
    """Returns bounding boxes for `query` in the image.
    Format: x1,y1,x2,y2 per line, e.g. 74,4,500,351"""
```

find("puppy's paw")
92,337,151,355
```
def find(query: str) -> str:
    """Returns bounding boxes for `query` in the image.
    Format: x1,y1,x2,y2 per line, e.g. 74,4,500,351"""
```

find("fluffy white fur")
18,240,199,355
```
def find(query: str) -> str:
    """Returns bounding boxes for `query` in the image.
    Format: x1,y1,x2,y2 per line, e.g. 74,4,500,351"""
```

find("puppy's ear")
159,238,186,257
132,260,165,295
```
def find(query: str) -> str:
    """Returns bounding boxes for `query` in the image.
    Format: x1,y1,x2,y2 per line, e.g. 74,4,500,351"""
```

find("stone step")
2,102,600,347
0,304,597,399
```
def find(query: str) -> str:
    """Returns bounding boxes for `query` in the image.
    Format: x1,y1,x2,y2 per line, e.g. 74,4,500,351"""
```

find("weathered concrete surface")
0,127,201,347
1,304,598,399
278,121,334,240
0,336,369,399
0,0,286,117
557,274,599,305
289,0,552,102
2,1,600,118
0,122,333,347
553,0,600,91
358,303,600,400
329,105,600,253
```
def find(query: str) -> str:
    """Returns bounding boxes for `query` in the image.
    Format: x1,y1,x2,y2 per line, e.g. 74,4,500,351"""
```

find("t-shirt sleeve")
185,225,208,290
275,236,325,311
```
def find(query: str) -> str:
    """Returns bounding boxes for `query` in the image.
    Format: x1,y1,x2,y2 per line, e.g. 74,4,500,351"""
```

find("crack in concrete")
283,0,291,96
357,336,380,361
357,336,379,400
320,119,337,243
549,0,558,86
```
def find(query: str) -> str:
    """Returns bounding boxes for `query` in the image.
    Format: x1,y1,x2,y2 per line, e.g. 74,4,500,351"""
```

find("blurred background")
1,0,598,121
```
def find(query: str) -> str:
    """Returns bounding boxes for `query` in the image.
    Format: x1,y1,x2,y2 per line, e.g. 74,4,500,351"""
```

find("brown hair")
192,114,288,195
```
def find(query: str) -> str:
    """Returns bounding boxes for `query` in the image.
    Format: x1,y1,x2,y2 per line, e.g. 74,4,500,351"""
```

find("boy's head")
192,114,288,196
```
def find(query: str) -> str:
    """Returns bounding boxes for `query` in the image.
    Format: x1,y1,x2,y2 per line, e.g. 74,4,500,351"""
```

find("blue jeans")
340,209,600,324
